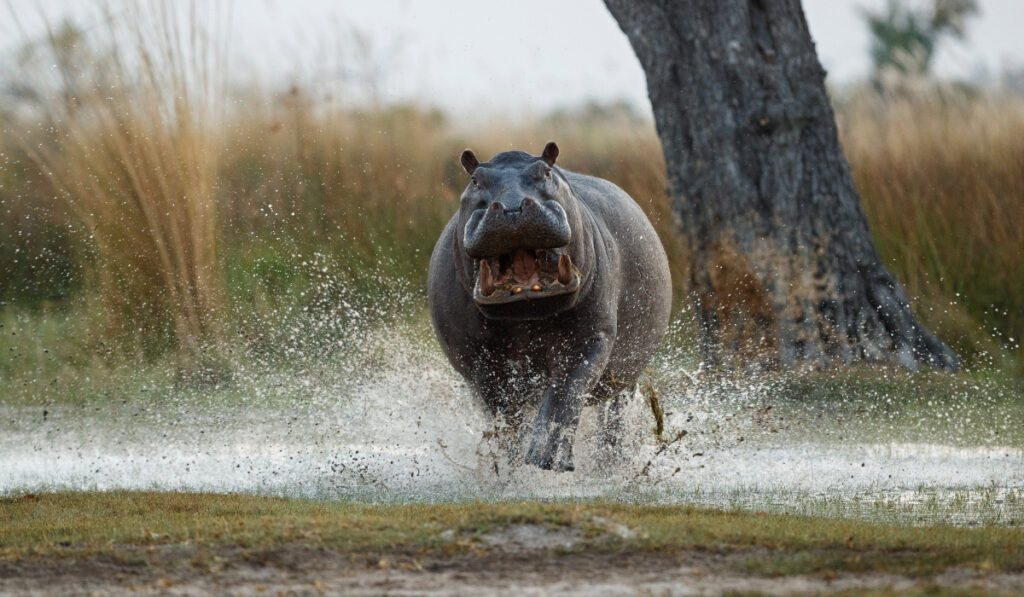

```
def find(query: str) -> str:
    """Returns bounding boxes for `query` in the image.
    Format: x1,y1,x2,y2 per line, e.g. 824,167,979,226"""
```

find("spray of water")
2,270,1022,527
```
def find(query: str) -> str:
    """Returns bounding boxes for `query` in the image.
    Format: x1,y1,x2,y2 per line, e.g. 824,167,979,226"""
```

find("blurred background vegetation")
1,1,1022,397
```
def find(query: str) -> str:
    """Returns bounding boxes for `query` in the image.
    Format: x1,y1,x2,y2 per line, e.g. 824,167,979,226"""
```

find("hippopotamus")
428,142,671,471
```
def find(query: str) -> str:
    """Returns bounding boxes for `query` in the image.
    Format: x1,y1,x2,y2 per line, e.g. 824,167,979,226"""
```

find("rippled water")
2,317,1022,526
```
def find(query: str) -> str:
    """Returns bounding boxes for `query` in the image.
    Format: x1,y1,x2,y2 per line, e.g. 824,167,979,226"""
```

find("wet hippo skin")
428,142,671,471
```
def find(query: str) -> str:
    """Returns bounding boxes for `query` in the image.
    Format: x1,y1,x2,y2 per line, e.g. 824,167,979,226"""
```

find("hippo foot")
526,425,575,472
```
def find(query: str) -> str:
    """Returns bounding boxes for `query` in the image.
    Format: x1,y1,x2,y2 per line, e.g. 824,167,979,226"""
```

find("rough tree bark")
604,0,958,371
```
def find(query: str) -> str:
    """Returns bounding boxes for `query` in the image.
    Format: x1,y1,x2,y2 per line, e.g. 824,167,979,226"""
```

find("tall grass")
838,87,1024,365
218,95,457,284
0,9,1021,374
213,95,677,289
8,5,227,365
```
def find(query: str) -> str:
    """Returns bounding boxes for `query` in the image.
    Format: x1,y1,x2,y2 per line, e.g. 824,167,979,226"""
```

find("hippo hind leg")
597,384,639,449
591,384,643,474
591,367,642,448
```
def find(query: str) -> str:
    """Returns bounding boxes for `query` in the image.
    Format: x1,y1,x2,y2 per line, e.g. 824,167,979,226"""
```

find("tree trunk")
604,0,958,371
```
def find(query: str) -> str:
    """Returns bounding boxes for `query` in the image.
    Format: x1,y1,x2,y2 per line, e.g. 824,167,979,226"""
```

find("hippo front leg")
526,332,613,471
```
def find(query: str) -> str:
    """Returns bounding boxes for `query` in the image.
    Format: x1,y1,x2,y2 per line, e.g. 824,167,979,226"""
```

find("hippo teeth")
512,249,536,283
478,260,496,297
473,249,578,304
557,254,573,285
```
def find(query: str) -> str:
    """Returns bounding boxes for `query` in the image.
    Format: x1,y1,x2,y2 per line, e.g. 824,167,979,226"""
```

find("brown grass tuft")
839,87,1024,365
10,5,228,365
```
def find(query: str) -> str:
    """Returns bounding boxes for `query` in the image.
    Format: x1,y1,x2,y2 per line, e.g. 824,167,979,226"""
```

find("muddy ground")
3,525,1023,596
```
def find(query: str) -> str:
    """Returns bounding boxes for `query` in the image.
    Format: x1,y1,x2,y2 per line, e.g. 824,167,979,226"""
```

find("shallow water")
2,318,1022,526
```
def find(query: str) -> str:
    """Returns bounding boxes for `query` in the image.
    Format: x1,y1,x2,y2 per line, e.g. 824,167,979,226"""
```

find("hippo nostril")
523,198,534,207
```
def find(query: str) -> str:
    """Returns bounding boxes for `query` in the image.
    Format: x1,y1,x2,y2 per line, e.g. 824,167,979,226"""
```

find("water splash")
2,303,1022,527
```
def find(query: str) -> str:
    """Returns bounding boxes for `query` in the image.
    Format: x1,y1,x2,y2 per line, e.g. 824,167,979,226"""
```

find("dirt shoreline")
3,544,1023,596
5,496,1024,595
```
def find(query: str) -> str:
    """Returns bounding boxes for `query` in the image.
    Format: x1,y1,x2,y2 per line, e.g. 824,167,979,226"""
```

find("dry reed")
9,4,228,365
839,86,1024,362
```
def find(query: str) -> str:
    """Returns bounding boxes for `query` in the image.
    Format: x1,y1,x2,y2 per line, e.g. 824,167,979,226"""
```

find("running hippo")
428,142,671,471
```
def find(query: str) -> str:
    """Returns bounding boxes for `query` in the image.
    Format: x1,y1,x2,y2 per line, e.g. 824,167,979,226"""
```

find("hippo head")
456,142,585,319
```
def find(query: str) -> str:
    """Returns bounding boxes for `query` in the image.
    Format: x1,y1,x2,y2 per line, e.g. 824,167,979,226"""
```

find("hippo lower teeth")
478,260,496,297
557,254,573,285
472,249,579,303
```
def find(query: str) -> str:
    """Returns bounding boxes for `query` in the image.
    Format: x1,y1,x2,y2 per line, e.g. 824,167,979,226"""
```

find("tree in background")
605,0,959,372
862,0,978,76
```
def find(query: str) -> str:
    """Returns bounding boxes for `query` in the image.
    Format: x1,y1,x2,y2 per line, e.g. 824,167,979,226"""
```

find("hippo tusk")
557,254,573,286
478,260,496,296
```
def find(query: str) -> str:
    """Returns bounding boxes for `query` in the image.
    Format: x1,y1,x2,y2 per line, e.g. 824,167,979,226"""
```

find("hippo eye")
471,176,478,187
544,169,552,180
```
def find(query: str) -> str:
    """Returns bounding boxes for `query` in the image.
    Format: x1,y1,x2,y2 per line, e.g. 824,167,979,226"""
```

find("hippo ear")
461,149,479,175
541,141,559,166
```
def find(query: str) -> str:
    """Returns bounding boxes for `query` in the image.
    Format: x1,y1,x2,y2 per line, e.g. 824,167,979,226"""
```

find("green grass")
1,492,1022,579
761,369,1024,446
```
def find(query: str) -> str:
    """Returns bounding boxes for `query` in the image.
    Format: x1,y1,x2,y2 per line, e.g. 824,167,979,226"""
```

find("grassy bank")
2,492,1023,579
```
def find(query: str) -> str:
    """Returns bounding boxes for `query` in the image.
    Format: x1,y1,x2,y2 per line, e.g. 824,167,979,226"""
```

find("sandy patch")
3,541,1023,596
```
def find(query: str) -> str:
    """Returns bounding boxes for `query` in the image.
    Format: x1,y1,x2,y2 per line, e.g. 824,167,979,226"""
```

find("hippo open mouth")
473,248,582,305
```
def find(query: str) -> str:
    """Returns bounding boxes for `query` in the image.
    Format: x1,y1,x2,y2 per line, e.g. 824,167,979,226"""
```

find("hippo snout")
463,197,571,259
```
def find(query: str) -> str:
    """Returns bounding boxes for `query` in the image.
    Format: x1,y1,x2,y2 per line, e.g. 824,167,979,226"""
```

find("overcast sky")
6,0,1024,118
